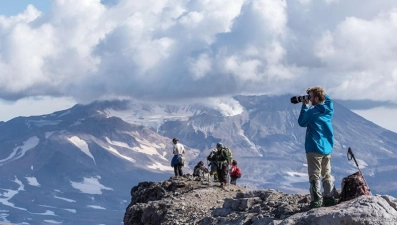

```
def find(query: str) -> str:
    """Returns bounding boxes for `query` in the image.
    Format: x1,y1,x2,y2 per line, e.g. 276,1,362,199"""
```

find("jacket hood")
315,103,332,114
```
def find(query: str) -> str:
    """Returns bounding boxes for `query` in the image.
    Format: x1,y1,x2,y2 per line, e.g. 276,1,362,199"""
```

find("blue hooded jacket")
298,94,334,155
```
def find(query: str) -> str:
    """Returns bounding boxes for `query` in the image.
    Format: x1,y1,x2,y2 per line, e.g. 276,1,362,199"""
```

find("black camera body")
290,95,309,104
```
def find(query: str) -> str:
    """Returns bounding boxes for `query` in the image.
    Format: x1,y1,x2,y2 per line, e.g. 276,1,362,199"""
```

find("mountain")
0,95,397,224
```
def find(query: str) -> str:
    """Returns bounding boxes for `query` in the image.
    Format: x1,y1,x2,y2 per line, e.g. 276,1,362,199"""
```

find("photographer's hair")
308,87,326,102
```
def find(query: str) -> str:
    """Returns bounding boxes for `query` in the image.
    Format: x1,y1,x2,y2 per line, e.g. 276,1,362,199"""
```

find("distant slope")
1,95,397,224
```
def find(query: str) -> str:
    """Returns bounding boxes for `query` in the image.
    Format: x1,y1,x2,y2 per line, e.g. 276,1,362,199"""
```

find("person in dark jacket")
193,161,209,177
207,150,218,182
298,87,337,208
207,142,229,188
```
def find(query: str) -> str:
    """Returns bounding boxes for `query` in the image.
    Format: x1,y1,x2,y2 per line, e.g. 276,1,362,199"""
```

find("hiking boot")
310,180,322,202
323,197,336,207
310,200,322,209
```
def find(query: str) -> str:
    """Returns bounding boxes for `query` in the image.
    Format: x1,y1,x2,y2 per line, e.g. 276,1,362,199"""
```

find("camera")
290,95,309,104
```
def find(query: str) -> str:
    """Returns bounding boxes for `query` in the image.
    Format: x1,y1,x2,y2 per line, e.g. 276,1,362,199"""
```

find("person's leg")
321,154,337,206
213,170,219,181
177,164,183,176
230,176,237,185
216,168,223,185
174,166,178,176
220,163,228,186
321,154,335,195
307,153,323,208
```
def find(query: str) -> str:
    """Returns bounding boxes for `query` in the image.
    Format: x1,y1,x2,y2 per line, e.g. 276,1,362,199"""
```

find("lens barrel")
290,95,309,104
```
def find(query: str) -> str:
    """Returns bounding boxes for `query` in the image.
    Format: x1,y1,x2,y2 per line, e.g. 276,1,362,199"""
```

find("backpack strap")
222,149,228,159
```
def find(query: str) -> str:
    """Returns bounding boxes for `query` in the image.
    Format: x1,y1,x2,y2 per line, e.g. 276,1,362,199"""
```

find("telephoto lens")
290,95,309,104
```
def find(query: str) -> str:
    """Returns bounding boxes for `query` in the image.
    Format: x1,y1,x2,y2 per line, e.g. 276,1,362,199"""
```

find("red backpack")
236,167,242,178
231,166,242,178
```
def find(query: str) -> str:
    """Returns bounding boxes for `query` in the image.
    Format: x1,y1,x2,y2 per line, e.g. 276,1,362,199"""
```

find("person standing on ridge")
298,87,337,208
207,150,219,182
207,143,229,188
171,138,185,177
229,160,242,185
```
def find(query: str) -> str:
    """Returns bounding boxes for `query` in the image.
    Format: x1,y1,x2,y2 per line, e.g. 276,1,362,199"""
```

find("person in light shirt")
171,138,185,177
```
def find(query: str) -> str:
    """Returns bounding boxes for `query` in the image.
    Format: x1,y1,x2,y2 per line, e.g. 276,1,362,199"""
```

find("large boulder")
277,195,397,225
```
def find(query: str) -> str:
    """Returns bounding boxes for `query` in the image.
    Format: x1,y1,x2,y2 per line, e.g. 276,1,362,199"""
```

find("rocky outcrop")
123,175,397,225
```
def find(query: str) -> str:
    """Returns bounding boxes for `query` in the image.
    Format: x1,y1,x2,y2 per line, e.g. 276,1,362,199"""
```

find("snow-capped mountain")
1,95,396,224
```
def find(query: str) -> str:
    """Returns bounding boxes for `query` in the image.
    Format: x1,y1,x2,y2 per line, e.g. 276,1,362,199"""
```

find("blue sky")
1,0,397,133
0,0,50,16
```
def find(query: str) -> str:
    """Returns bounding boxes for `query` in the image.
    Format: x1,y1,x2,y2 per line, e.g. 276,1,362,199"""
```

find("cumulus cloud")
1,0,397,110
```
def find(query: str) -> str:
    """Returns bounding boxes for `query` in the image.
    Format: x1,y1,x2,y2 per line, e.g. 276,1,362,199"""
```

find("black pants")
174,164,183,176
216,163,228,184
230,175,238,185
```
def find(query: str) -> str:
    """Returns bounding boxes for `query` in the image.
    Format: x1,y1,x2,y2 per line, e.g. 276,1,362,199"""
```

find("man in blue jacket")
298,87,336,208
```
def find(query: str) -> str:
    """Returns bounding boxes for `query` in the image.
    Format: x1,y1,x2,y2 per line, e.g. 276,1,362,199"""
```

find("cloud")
1,0,397,108
203,97,244,116
336,99,397,110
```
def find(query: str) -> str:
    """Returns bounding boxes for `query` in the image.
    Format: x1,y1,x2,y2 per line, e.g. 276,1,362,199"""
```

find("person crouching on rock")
207,143,229,188
171,138,185,177
193,161,209,178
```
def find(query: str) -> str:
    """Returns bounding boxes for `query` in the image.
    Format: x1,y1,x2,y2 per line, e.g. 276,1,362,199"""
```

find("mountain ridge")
1,94,397,224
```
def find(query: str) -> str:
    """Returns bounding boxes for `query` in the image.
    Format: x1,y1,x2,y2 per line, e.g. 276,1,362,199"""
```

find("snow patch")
0,177,27,211
63,209,77,213
379,147,392,154
148,162,173,171
70,176,113,194
25,177,40,187
0,136,40,165
87,205,106,210
105,136,166,159
43,220,62,224
102,145,136,163
68,136,96,164
45,132,54,139
54,196,76,203
32,210,56,216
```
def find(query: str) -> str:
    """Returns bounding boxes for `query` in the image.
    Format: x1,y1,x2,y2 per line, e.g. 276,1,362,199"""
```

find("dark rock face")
123,176,397,225
123,175,310,225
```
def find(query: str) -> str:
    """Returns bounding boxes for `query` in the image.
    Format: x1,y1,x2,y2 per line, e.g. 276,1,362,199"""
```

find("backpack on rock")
339,171,370,202
339,148,371,203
